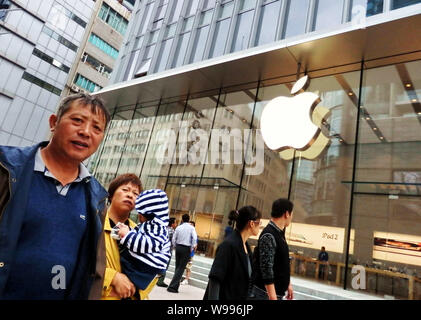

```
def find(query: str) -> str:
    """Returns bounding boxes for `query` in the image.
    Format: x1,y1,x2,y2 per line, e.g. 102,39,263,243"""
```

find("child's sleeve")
120,225,166,254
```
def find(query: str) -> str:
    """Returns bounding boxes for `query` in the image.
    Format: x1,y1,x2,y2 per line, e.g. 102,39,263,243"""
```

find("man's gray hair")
56,93,111,129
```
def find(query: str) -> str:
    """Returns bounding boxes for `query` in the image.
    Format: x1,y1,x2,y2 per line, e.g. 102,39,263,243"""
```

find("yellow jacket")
101,210,157,300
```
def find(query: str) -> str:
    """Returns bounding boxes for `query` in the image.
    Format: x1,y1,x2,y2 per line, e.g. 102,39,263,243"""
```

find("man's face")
49,101,106,163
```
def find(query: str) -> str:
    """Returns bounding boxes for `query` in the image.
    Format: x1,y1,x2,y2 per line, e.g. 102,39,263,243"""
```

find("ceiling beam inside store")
395,63,421,125
96,10,421,117
335,74,387,143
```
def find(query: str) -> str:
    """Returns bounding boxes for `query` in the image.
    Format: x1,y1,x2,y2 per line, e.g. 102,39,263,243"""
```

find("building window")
51,3,87,28
313,0,345,32
88,33,119,59
350,0,383,18
255,0,281,46
155,38,174,72
392,0,421,9
98,2,129,35
189,8,213,63
283,0,310,39
33,48,70,73
209,1,234,58
230,4,255,53
42,26,78,52
81,52,113,78
22,72,62,96
74,73,102,93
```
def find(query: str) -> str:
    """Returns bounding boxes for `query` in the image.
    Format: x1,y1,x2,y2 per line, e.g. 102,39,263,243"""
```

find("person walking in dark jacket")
204,206,262,300
252,198,294,300
0,93,110,300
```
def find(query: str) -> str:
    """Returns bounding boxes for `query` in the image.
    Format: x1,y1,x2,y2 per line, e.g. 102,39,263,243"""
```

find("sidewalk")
148,278,206,300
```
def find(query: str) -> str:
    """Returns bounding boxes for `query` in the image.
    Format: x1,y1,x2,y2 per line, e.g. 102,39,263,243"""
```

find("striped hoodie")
120,189,171,270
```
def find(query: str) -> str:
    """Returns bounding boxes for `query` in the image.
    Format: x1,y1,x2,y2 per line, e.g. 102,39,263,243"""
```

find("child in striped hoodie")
115,189,171,290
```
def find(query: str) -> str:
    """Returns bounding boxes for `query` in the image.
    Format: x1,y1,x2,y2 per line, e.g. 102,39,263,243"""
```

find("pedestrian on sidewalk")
204,206,262,300
182,221,196,285
318,246,329,280
167,214,197,293
156,217,177,287
251,198,294,300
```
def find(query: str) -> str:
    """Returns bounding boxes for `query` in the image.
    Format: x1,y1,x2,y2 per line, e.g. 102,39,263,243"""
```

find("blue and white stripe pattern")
120,189,171,269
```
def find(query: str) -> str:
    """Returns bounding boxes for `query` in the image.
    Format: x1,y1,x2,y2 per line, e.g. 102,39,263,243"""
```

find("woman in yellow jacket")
101,173,157,300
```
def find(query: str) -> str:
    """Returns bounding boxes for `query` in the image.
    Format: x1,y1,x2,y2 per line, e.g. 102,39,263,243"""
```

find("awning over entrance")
95,7,421,113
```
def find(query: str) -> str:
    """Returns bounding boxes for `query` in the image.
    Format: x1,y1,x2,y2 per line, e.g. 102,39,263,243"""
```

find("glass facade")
0,0,92,147
92,57,421,299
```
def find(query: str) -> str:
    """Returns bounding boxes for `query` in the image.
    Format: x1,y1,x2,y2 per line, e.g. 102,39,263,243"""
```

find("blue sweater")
0,142,107,299
2,171,88,299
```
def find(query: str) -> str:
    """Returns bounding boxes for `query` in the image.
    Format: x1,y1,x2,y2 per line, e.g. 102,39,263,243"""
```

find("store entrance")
165,177,239,257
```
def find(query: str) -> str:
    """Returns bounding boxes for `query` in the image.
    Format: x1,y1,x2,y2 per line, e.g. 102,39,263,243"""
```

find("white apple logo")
261,75,327,153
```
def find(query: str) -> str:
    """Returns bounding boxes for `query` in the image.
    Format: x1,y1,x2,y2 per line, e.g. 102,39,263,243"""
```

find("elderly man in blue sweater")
0,93,110,300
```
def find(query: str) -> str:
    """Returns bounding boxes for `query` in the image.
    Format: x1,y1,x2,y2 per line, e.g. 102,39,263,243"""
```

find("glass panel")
217,1,234,19
282,71,359,284
182,16,195,32
169,0,184,23
190,25,210,63
283,0,310,39
350,60,421,298
172,32,191,67
313,0,345,32
140,101,187,190
255,0,281,46
239,0,255,11
230,9,254,52
139,3,153,34
351,0,383,22
198,9,213,26
186,0,200,16
164,23,177,38
209,18,230,58
203,0,216,10
155,38,173,72
392,0,421,10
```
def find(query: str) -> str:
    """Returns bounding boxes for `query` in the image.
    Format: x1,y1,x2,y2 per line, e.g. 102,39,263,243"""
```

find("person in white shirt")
167,214,197,293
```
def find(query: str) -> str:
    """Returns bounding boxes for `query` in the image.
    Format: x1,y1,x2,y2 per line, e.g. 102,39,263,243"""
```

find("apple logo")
261,75,330,159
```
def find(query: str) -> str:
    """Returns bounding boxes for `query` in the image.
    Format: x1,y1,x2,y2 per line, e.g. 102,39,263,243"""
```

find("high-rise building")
0,0,95,147
93,0,421,299
63,0,132,96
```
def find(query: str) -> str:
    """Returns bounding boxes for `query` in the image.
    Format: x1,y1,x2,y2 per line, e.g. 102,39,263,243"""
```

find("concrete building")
92,0,421,299
63,0,132,96
0,0,95,147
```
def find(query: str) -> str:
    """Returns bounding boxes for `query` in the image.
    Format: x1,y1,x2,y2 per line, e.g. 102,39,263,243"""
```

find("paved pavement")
148,278,206,300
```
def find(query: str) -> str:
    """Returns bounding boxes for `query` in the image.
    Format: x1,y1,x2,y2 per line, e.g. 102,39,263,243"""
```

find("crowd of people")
0,93,295,301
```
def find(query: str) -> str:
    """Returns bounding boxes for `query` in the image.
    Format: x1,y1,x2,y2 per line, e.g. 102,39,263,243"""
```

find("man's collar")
34,147,91,181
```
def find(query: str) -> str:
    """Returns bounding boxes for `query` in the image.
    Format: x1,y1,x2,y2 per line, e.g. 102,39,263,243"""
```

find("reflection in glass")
230,10,254,53
392,0,421,10
209,19,230,58
283,0,310,39
313,0,344,31
255,0,281,46
155,38,173,72
351,0,383,18
172,32,191,68
190,25,210,63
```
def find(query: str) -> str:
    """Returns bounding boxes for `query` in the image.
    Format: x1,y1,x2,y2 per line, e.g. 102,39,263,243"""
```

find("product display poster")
373,231,421,266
